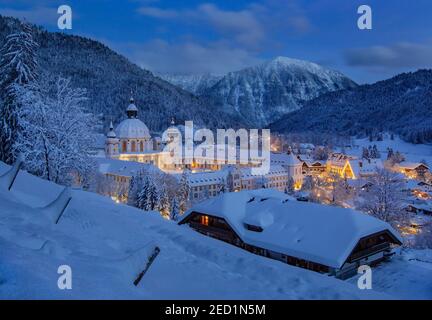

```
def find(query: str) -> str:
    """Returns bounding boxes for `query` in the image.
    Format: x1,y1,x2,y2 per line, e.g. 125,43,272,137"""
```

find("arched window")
131,141,136,152
140,141,144,152
122,141,127,153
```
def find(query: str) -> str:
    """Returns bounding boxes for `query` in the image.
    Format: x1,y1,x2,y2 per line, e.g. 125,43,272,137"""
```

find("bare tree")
356,168,408,228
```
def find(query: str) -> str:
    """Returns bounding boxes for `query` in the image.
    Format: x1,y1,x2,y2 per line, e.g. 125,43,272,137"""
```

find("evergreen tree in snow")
362,147,370,160
386,148,394,160
302,175,314,191
225,169,236,192
170,196,180,221
371,145,381,159
286,177,295,195
388,151,405,166
144,177,159,211
136,176,150,210
178,170,191,213
0,21,39,164
157,185,170,217
217,177,226,194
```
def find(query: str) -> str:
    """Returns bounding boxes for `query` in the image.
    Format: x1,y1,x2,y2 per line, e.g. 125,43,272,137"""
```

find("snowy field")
351,136,432,164
0,162,384,300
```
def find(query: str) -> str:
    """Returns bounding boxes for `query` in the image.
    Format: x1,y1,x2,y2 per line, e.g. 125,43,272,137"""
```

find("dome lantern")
126,97,138,119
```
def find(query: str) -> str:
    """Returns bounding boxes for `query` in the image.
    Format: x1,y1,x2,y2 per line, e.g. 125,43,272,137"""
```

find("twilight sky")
1,0,431,84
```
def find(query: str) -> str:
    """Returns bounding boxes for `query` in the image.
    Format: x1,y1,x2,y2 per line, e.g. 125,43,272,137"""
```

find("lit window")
201,215,209,226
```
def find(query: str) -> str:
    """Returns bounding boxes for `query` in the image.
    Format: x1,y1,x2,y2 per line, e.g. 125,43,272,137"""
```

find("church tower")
105,121,120,158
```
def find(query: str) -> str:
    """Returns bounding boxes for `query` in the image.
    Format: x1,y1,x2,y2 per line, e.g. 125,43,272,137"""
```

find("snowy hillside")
0,161,385,299
351,136,432,164
270,70,432,144
157,73,223,96
202,57,357,127
0,15,241,132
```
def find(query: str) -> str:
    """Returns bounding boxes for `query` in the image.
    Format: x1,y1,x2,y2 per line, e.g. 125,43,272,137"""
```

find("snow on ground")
352,136,432,164
348,249,432,300
0,163,384,300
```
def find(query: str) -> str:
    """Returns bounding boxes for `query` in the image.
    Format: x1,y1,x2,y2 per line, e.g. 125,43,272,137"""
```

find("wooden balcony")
348,242,390,262
189,221,238,243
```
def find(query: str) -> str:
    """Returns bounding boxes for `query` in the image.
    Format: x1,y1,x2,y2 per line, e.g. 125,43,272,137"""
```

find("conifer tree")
0,21,39,164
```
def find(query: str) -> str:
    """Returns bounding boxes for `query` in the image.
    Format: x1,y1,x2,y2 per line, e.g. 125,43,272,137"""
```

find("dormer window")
244,223,263,232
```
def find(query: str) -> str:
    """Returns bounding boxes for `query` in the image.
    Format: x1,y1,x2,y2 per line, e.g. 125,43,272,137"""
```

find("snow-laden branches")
356,168,408,228
0,21,39,164
13,76,97,186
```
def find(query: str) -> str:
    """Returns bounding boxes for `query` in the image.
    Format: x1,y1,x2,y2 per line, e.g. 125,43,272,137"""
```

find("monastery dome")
116,119,151,139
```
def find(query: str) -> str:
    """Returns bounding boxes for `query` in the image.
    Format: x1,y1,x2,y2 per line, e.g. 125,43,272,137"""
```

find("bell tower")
105,121,120,158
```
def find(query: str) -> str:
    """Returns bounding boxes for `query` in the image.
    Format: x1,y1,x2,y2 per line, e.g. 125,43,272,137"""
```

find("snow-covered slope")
203,57,357,127
270,70,432,144
157,73,223,96
0,162,383,299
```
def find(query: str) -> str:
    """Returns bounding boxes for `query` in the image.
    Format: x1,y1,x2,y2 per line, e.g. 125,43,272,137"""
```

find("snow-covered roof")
350,159,383,178
328,153,357,166
299,143,315,149
181,190,402,269
240,165,288,179
303,159,326,167
270,152,302,166
397,162,429,170
116,118,151,139
126,97,138,112
96,158,160,177
408,202,432,212
187,170,227,187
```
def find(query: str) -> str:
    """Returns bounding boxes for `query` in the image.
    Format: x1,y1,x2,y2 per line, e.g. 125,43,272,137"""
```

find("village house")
395,162,430,180
96,157,161,202
301,160,327,176
179,189,402,279
406,203,432,216
326,153,382,180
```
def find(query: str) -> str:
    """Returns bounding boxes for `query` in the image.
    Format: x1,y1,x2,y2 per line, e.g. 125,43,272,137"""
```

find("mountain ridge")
0,15,244,133
162,56,357,127
270,69,432,143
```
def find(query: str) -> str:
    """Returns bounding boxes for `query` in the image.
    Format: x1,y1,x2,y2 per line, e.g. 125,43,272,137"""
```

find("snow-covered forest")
0,20,97,186
0,16,241,133
270,70,432,144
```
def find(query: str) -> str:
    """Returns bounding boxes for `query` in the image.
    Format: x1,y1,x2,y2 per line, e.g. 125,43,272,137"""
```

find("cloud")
119,40,263,75
195,4,264,47
137,4,264,47
345,41,432,69
137,6,178,19
136,2,311,49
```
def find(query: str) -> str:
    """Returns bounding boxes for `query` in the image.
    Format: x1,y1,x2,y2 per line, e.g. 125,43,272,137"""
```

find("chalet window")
244,223,263,232
201,215,209,226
